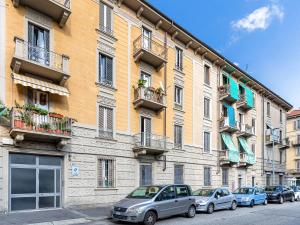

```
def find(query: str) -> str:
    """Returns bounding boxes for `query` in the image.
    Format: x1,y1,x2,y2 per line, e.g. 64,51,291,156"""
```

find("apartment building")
286,110,300,186
0,0,292,213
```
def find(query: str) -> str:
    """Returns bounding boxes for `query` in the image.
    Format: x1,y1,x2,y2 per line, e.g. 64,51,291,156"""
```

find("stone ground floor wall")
0,125,285,212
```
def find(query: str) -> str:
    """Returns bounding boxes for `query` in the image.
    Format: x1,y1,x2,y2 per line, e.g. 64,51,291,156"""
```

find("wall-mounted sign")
71,164,79,176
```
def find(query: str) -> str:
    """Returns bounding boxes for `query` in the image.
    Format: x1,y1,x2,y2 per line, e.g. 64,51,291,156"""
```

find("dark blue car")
233,187,267,207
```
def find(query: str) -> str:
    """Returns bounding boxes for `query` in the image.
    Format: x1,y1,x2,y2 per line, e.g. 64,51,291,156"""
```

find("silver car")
193,188,237,214
111,184,196,225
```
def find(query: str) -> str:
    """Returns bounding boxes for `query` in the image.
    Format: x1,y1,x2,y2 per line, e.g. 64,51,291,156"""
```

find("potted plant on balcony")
49,112,64,119
137,79,147,88
23,112,34,130
155,87,164,102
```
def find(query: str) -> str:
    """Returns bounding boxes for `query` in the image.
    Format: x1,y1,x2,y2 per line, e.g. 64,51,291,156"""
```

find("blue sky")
148,0,300,107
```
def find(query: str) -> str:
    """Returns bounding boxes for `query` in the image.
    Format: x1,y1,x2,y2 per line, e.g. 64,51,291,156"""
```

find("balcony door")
142,27,152,50
141,117,151,147
28,23,50,66
140,71,151,88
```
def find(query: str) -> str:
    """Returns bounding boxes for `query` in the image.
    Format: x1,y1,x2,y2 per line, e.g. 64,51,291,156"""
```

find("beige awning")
12,73,70,97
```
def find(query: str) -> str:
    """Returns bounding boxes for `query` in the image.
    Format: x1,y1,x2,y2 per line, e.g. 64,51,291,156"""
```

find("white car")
291,186,300,201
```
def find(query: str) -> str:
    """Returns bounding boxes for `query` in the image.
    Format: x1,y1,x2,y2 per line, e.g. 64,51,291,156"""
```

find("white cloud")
231,4,284,32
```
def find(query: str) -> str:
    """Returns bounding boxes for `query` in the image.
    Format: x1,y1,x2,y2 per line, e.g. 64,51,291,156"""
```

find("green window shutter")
229,76,239,100
221,132,239,163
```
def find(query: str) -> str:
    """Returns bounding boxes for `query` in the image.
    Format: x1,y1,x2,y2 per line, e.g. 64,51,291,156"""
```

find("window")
174,86,183,109
27,88,49,110
99,53,113,86
140,71,151,88
280,109,283,123
175,186,189,198
98,158,115,188
142,27,152,50
140,164,152,186
267,102,271,117
267,147,272,163
204,97,210,119
238,177,242,188
279,150,284,164
174,165,184,184
296,147,300,156
204,65,210,85
279,175,283,185
28,23,50,65
98,106,113,139
222,168,229,186
100,2,113,35
204,167,211,186
251,144,256,157
141,117,151,147
203,132,210,153
252,118,256,134
296,160,300,171
174,125,183,149
294,120,300,130
252,176,255,187
266,174,271,186
175,47,183,71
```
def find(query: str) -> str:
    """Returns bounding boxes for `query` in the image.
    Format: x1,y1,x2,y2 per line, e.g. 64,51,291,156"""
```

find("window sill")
203,151,213,155
173,67,185,75
96,28,118,41
95,136,118,142
173,106,185,113
173,147,183,150
95,82,117,91
204,83,212,89
95,187,118,191
203,117,212,122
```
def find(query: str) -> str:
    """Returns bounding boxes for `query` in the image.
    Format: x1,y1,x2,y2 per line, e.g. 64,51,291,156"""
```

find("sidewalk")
0,205,112,225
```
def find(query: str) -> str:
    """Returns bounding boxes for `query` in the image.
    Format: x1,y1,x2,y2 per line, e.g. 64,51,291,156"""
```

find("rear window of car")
193,189,215,197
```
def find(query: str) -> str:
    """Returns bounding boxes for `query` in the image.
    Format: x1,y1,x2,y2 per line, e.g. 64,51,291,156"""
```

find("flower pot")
25,124,33,130
14,119,24,128
36,127,44,133
56,129,62,134
49,113,63,119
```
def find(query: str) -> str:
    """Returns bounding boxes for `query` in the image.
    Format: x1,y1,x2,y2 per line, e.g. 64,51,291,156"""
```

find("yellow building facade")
0,0,292,212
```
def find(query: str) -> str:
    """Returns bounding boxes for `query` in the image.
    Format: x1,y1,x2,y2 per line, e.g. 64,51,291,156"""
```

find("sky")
148,0,300,108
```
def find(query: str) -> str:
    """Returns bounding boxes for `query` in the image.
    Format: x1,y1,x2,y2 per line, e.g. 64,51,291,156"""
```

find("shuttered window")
204,167,211,186
204,65,210,85
204,97,210,119
140,164,152,186
174,86,183,109
203,132,210,153
251,144,256,156
98,158,115,188
174,165,184,184
222,168,229,186
100,2,113,35
99,54,113,87
175,47,183,71
267,102,271,116
174,125,183,149
296,147,300,156
98,106,113,139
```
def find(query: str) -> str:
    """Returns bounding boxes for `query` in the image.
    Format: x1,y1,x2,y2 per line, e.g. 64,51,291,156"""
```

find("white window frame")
175,47,183,71
33,90,49,110
174,124,183,149
140,71,151,88
222,168,229,186
97,104,115,139
203,131,211,153
204,64,210,86
97,157,116,188
204,167,211,187
204,97,211,119
100,1,114,35
174,164,184,184
140,163,153,186
174,85,183,107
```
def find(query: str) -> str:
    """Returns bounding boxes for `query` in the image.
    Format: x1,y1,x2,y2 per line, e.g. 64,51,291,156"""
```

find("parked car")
291,186,300,201
111,184,196,225
265,186,295,204
233,187,268,207
193,188,237,214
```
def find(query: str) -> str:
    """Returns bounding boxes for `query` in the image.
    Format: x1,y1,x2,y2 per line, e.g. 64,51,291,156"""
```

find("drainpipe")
262,95,265,177
162,31,167,171
217,65,221,174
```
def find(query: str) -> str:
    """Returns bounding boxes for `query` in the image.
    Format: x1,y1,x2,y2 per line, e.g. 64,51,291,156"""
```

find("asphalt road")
85,201,300,225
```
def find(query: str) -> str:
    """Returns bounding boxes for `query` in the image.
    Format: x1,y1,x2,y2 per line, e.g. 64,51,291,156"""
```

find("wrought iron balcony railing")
133,86,166,111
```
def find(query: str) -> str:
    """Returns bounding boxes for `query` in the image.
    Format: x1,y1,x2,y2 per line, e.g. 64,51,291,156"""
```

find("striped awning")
12,73,70,97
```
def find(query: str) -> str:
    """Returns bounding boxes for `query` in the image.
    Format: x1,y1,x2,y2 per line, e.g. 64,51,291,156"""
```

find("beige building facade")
0,0,292,213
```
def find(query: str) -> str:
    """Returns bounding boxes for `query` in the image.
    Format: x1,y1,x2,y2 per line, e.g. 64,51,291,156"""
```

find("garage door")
9,154,62,211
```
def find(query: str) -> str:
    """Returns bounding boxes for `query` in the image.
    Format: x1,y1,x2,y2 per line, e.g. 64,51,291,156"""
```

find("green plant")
155,87,164,95
137,79,147,87
23,112,34,126
41,122,51,130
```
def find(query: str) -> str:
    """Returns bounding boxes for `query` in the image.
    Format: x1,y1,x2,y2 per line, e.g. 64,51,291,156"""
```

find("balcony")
133,86,166,112
287,169,300,175
133,133,168,157
11,37,70,85
238,153,247,167
133,35,167,71
237,122,255,138
10,107,72,148
218,85,237,103
236,94,253,111
219,117,238,133
278,138,290,149
265,134,280,146
12,0,71,27
219,150,238,166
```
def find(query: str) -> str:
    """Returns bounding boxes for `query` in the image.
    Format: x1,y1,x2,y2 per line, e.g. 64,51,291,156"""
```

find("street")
84,202,300,225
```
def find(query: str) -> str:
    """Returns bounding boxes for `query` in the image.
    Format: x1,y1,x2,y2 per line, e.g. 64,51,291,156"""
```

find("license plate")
115,211,121,215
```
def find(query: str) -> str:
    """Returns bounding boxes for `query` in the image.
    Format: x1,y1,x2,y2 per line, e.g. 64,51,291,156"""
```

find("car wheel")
279,196,284,204
250,200,254,208
143,211,157,225
290,195,295,202
186,205,196,218
297,196,300,201
263,199,268,205
207,203,214,214
230,201,237,210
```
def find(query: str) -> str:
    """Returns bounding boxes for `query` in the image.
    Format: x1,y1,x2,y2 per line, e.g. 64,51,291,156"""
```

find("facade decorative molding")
139,108,154,118
25,7,52,28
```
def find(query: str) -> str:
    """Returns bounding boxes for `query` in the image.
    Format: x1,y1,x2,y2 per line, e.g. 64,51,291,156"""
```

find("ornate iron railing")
133,132,167,150
54,0,71,8
134,86,166,105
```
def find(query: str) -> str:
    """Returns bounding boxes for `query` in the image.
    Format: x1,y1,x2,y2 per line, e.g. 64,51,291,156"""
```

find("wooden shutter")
145,118,151,147
98,106,104,134
100,2,105,28
106,108,113,137
108,159,114,187
106,5,112,31
44,29,50,65
106,56,113,85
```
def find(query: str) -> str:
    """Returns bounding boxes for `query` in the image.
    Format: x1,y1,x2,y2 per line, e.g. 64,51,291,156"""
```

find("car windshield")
265,186,281,192
193,189,215,197
127,186,162,199
233,188,254,195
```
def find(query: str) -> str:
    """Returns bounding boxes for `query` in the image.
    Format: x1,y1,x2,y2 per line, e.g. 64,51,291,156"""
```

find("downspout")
262,95,265,177
217,65,221,174
162,31,167,171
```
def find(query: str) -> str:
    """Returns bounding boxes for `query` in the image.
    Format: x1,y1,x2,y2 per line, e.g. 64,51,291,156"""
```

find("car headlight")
127,206,145,214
